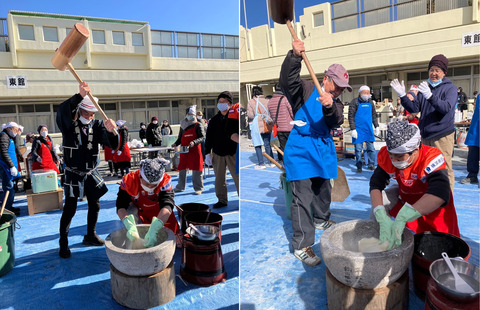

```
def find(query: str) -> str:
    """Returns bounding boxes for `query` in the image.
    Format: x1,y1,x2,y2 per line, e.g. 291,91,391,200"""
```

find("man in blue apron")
0,122,22,215
348,85,380,172
279,39,352,266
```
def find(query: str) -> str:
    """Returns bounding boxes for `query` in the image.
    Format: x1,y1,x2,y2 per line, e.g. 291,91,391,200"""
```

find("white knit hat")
187,105,197,115
359,85,370,93
78,96,99,112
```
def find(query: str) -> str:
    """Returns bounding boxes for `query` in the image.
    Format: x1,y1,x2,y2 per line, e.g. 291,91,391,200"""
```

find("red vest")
377,145,460,237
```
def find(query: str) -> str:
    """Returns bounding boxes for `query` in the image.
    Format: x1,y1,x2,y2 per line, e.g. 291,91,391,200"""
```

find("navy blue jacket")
401,78,457,140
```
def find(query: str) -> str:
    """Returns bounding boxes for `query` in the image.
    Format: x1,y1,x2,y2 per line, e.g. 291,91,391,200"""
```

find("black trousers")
277,131,290,161
59,195,100,242
290,177,332,250
467,145,479,178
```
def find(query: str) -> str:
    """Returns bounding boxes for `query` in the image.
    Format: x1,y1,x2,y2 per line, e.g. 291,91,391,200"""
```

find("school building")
0,11,239,135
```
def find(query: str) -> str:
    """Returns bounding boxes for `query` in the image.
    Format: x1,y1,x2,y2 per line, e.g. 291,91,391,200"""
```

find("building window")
113,31,125,45
313,12,324,27
92,30,106,44
18,24,35,41
132,32,144,46
43,26,58,42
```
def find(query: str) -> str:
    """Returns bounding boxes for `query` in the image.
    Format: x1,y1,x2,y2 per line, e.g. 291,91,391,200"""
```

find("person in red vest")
116,158,179,247
370,121,460,250
171,105,205,195
113,120,131,178
31,125,60,174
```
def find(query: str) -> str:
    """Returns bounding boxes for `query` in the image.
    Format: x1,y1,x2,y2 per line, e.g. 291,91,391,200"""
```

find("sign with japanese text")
462,32,480,47
6,76,27,89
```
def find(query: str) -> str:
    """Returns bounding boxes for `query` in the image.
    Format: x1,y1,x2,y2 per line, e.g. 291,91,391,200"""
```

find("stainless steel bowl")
429,257,480,302
186,225,219,241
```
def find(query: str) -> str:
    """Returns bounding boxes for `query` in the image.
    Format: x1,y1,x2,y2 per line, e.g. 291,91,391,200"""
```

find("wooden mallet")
52,23,117,135
0,191,10,219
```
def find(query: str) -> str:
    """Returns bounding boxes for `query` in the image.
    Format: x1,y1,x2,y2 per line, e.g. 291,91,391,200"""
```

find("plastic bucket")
412,232,470,299
280,173,293,220
176,203,210,234
185,212,223,240
0,211,17,277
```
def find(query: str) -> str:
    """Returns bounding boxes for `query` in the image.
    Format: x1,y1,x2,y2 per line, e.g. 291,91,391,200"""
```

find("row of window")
17,24,145,46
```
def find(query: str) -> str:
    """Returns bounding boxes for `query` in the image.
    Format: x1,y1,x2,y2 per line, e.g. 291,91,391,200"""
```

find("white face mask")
140,183,155,194
392,155,413,170
79,115,92,125
196,116,202,120
141,125,146,129
217,103,229,112
152,121,158,125
7,129,17,138
186,115,195,121
41,131,48,137
360,94,371,102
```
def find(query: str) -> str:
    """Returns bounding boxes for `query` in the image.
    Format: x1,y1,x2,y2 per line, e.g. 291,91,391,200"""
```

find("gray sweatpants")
175,169,203,192
291,177,332,250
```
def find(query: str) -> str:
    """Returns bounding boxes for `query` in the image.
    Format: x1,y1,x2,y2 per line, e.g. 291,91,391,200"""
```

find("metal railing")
331,0,471,32
151,29,239,59
0,18,9,52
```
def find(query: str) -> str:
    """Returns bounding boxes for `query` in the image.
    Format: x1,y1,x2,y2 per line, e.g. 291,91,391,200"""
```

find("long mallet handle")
271,143,284,156
66,63,118,136
263,152,285,171
285,20,323,96
0,191,10,218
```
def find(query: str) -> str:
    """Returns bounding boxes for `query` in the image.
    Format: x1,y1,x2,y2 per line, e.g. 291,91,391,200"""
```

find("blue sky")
0,0,239,35
241,0,331,29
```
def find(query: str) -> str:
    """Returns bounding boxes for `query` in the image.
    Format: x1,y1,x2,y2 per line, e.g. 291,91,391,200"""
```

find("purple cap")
324,64,352,92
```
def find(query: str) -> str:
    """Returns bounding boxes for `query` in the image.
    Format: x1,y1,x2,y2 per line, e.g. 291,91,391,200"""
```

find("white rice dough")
128,236,146,250
358,237,389,253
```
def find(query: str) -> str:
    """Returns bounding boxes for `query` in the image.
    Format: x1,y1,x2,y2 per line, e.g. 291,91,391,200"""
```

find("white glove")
351,129,358,139
117,150,122,156
390,79,406,98
418,81,432,100
205,154,212,166
111,150,115,154
10,167,18,177
36,157,42,163
375,127,380,136
148,144,152,148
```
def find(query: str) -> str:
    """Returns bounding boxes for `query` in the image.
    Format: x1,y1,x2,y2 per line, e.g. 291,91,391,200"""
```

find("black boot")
59,236,71,258
82,232,105,246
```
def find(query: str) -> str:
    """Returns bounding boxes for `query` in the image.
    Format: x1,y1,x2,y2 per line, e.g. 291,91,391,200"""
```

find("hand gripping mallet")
52,23,117,135
268,0,324,96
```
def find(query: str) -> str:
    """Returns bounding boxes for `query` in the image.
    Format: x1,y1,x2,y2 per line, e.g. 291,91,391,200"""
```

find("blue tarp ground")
0,171,239,310
240,150,479,309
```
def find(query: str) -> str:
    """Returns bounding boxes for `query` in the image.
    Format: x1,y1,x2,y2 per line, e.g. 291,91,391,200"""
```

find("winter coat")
205,111,237,157
268,92,294,132
146,123,162,146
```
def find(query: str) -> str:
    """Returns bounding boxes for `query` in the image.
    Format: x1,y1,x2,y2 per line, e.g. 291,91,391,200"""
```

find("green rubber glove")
392,203,422,249
122,214,139,242
373,205,395,249
144,217,164,248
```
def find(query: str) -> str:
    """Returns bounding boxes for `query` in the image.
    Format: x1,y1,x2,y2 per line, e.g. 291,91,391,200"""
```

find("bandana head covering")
4,122,20,129
187,105,197,115
358,85,370,93
386,121,421,154
139,158,170,184
78,96,99,112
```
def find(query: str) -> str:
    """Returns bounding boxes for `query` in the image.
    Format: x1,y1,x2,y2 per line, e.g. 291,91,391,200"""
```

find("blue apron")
352,99,375,144
284,89,337,181
0,133,19,181
465,96,479,147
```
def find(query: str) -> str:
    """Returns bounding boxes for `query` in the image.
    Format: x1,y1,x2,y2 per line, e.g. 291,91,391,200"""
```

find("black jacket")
0,130,16,168
139,128,147,142
279,50,344,129
146,123,162,146
205,111,237,156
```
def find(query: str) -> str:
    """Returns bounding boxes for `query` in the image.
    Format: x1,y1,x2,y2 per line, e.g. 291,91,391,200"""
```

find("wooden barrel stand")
326,268,409,310
110,260,175,309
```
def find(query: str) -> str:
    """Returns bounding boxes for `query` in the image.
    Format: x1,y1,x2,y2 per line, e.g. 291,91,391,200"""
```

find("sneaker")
194,190,202,195
368,165,375,171
314,220,336,230
213,201,228,209
173,187,184,193
294,246,322,266
266,163,276,168
82,233,105,246
460,177,479,184
254,164,266,170
356,166,362,173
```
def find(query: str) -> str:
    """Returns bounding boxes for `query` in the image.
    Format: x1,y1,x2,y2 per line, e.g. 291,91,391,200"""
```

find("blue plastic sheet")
0,172,238,310
240,150,479,309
